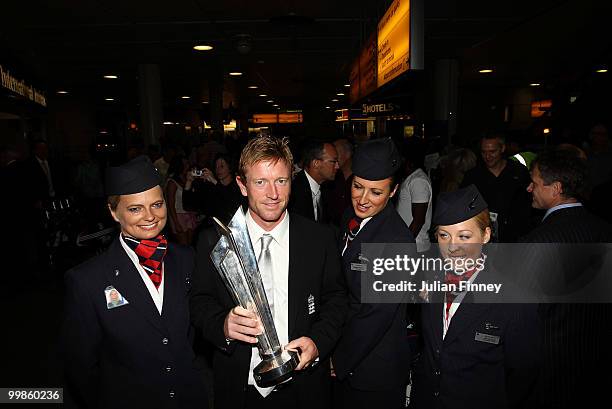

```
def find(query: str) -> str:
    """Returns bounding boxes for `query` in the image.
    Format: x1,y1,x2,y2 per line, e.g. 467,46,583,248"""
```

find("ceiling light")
267,100,274,103
103,75,118,79
193,45,213,51
163,121,174,125
331,99,339,102
344,84,350,87
229,72,243,76
336,93,345,96
248,85,258,89
259,94,267,97
105,98,115,101
273,104,279,107
478,69,494,73
181,96,191,99
325,106,331,109
596,68,608,73
202,101,209,104
530,83,541,87
57,90,68,95
543,128,551,134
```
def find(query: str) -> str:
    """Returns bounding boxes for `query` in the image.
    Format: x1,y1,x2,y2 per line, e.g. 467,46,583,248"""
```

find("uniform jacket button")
162,337,169,345
169,390,175,398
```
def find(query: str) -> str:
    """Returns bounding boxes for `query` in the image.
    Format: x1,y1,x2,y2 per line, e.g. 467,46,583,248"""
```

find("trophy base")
253,349,299,388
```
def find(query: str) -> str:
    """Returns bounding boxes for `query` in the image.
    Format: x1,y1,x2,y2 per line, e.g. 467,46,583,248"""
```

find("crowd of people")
2,123,612,408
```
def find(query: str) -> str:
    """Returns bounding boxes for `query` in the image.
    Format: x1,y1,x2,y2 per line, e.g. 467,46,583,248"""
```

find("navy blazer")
411,267,541,409
333,204,416,390
62,238,207,409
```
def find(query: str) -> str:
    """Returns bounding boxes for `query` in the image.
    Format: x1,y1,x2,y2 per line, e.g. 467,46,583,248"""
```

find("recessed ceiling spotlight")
267,100,274,103
325,106,331,109
202,101,209,104
229,72,243,76
478,69,494,74
530,83,541,87
163,121,174,125
181,96,191,99
105,98,115,101
259,94,268,97
344,84,350,87
248,85,258,89
273,104,279,107
193,44,213,51
336,93,345,96
57,90,68,95
103,75,118,79
331,99,339,102
596,68,608,73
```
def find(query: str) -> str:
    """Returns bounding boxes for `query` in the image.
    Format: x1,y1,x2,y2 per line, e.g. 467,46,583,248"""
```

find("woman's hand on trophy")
223,306,263,344
284,337,319,370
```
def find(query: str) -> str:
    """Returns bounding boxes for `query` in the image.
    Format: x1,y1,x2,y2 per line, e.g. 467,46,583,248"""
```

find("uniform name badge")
350,262,367,272
105,285,129,309
474,331,500,345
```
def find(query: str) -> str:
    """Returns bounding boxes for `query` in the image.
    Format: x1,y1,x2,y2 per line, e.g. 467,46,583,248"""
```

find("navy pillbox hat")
105,155,161,195
352,137,401,181
433,184,488,226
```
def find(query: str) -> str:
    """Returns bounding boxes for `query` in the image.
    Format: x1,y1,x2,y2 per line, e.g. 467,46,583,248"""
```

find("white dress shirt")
543,202,582,220
442,256,486,339
36,156,55,197
245,210,290,397
304,170,322,221
119,235,165,315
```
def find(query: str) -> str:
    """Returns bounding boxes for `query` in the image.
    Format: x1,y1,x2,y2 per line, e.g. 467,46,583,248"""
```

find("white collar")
245,209,290,249
543,202,582,220
304,170,321,195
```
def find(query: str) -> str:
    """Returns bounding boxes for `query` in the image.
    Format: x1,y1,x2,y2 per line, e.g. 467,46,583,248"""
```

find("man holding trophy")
190,135,348,409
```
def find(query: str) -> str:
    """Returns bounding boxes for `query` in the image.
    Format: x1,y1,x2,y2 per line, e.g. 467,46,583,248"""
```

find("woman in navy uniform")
410,185,540,409
332,138,416,409
61,156,207,409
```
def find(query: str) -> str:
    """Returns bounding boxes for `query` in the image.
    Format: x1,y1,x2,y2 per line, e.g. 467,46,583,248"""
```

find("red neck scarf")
122,234,168,289
344,216,363,249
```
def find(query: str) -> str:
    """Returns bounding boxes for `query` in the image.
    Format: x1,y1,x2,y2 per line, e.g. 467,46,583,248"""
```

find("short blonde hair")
238,135,293,180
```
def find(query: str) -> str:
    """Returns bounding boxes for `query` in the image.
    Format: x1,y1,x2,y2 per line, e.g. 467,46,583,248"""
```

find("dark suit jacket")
62,238,207,409
24,156,58,203
333,204,416,390
411,268,541,409
289,170,331,223
518,206,612,408
190,212,348,409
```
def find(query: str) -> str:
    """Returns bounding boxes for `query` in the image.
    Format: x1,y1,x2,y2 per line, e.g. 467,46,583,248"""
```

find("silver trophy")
210,208,298,387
